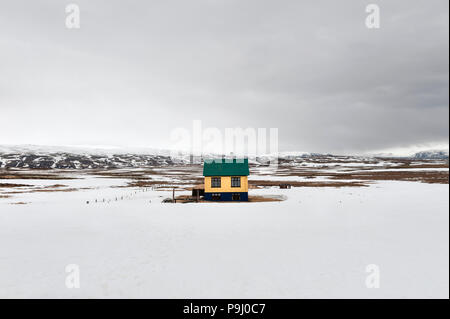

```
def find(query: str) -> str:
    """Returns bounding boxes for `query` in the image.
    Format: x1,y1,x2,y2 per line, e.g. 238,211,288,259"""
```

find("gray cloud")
0,0,448,153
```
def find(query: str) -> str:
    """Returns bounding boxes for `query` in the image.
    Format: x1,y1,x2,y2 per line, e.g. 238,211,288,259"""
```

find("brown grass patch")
392,164,449,169
93,167,203,181
93,171,150,180
125,178,203,189
249,180,369,188
248,195,285,202
329,171,448,184
173,194,285,203
46,184,67,188
0,183,31,188
0,170,75,180
30,188,80,193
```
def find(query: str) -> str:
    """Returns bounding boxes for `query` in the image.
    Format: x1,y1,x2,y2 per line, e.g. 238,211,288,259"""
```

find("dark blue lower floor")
204,192,248,201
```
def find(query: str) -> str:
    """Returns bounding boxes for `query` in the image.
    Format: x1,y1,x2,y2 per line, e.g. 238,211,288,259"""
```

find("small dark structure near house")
279,183,291,189
191,184,205,198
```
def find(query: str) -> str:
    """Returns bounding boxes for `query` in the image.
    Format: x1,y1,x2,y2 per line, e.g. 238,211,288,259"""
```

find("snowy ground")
0,172,448,298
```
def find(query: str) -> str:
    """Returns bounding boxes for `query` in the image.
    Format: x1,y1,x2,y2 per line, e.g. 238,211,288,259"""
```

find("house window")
212,193,221,201
211,177,221,188
231,177,241,187
232,193,241,201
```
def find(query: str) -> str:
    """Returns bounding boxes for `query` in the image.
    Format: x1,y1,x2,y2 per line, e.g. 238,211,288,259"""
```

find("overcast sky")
0,0,448,154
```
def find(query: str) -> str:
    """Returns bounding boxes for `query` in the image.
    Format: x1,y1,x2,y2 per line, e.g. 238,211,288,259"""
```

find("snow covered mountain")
0,152,178,169
0,145,177,169
413,150,449,160
1,144,448,169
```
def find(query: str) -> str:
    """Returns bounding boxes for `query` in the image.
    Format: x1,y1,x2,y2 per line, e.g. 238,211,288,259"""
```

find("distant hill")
0,145,176,169
413,150,449,160
0,152,176,169
1,144,448,169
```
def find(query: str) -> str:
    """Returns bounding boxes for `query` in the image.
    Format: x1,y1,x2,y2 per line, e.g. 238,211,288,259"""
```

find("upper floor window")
211,177,221,188
231,176,241,187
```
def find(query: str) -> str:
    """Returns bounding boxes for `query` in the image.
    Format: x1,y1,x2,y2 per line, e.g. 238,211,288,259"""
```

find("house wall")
204,176,248,193
204,192,248,201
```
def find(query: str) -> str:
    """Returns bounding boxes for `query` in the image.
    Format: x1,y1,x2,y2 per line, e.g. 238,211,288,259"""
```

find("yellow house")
203,158,249,201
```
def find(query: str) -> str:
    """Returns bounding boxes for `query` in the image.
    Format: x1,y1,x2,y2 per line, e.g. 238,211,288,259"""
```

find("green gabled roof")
203,158,249,176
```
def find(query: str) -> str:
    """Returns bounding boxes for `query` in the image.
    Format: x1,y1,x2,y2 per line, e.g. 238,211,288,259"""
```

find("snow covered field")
0,175,448,298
